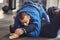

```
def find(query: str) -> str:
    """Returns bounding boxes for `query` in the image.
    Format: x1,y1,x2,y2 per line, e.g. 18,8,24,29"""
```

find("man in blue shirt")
9,1,50,39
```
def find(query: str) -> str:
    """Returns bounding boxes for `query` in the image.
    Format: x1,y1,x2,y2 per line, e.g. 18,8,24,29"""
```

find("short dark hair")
18,12,29,20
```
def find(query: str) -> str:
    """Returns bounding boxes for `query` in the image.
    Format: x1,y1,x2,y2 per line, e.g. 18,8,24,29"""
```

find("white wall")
58,0,60,8
46,0,58,9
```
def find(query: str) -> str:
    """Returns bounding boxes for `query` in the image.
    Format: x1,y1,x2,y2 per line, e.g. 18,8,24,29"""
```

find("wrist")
22,28,27,34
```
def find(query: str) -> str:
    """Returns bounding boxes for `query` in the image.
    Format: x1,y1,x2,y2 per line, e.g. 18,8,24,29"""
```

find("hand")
15,28,23,36
9,33,19,39
9,28,23,39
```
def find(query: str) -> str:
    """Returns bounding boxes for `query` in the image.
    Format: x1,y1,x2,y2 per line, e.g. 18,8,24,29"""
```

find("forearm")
40,6,50,23
15,24,35,36
45,15,50,23
22,24,35,34
42,11,50,23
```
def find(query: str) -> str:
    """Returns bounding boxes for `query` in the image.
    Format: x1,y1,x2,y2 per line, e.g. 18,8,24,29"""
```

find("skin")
54,9,60,14
19,15,30,26
9,14,30,39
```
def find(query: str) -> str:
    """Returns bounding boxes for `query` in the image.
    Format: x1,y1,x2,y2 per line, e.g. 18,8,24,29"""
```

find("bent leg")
40,24,57,38
40,13,60,38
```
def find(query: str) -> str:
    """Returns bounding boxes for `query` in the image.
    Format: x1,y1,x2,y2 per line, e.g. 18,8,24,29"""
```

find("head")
47,7,58,18
18,12,30,26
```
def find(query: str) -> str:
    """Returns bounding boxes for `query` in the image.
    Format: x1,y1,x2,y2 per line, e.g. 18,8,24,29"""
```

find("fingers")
9,33,19,39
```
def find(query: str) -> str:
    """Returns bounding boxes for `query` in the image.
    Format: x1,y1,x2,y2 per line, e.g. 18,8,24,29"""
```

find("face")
19,15,30,26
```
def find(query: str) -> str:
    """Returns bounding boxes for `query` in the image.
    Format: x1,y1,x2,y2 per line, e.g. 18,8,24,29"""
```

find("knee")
9,24,14,33
10,24,14,28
